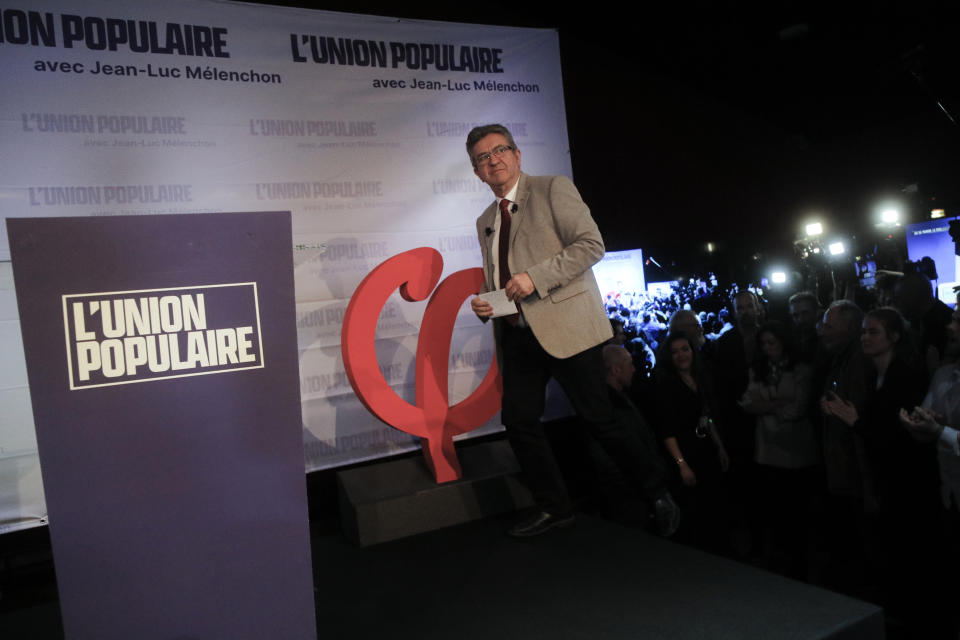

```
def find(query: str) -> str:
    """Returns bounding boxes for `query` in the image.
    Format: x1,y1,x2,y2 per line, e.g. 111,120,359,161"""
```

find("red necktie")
498,198,512,289
498,199,519,325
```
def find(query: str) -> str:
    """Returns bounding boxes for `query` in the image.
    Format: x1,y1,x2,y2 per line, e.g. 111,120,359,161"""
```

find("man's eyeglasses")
474,144,514,167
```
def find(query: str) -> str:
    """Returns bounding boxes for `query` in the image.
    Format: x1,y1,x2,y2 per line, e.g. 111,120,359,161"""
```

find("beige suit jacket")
476,173,612,359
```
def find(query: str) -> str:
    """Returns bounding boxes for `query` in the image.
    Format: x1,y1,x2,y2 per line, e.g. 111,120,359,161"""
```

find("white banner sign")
0,0,574,532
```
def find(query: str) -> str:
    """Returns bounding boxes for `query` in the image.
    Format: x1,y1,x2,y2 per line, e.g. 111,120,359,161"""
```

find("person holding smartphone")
821,307,942,636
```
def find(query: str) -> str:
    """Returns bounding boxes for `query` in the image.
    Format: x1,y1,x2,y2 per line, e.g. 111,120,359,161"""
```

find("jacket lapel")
480,201,498,286
509,173,530,247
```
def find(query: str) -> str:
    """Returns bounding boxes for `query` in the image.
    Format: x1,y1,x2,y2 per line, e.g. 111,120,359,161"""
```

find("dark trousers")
500,323,653,515
755,464,818,578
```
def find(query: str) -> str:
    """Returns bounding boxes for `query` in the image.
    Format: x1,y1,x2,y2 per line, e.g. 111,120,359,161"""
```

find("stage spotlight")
881,208,899,224
829,241,845,256
931,209,945,219
706,242,715,253
805,222,823,236
771,271,787,284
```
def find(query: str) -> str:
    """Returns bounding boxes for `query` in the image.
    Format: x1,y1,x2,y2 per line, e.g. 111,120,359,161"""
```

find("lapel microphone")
485,227,494,236
510,203,518,214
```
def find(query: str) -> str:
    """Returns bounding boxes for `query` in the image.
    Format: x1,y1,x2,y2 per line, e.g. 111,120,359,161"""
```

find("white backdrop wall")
0,0,576,533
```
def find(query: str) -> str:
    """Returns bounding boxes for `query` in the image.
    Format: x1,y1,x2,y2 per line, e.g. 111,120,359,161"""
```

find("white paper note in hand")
478,289,519,318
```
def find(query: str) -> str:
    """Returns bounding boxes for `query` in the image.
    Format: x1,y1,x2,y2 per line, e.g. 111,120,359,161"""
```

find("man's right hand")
899,406,945,443
471,296,493,318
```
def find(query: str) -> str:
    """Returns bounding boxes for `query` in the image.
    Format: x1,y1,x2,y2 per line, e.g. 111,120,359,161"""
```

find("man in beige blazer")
468,124,679,537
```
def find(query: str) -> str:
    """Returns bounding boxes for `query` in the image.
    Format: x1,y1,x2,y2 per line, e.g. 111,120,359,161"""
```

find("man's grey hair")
788,290,818,308
602,344,631,371
731,288,760,312
668,309,699,332
826,299,863,332
465,124,519,166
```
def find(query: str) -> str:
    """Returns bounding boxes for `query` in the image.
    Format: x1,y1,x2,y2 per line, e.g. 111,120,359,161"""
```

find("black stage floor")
313,514,882,640
2,513,884,639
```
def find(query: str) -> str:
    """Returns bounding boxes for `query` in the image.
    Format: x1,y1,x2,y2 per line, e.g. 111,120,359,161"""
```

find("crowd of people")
592,267,959,639
604,275,741,375
462,123,955,638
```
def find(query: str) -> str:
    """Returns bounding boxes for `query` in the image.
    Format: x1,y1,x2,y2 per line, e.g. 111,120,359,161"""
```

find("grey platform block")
337,439,533,546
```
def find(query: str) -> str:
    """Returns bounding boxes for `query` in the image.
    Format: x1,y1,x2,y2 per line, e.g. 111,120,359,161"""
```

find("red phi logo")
341,247,501,483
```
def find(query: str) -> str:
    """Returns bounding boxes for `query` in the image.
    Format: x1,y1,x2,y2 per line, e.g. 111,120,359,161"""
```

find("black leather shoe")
652,493,681,537
507,511,575,538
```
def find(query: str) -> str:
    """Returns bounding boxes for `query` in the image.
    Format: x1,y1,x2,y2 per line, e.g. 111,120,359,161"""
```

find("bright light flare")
829,242,845,256
805,222,823,236
771,271,787,284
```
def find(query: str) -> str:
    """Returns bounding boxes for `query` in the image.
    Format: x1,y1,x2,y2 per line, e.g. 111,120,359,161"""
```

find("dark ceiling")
247,2,960,273
563,14,960,270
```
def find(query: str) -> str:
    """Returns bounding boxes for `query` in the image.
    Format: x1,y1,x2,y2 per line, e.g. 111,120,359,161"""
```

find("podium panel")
7,212,317,639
